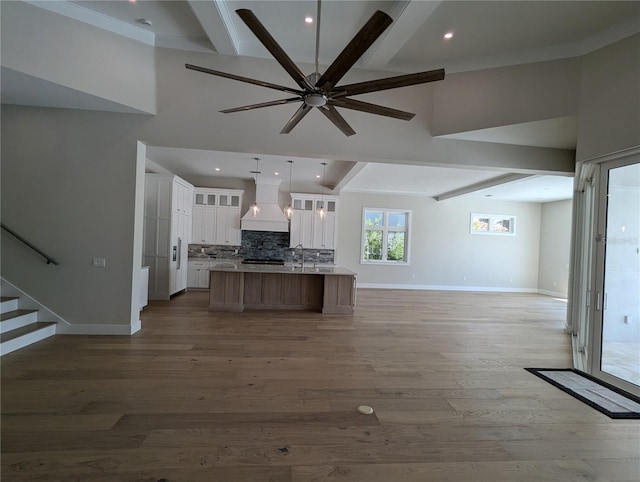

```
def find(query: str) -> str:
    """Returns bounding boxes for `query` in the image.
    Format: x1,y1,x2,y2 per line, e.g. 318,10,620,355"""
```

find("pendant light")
250,157,261,217
284,160,294,220
317,162,327,220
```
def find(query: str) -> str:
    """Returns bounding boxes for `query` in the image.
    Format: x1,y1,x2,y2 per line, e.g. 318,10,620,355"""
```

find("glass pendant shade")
285,160,294,221
250,158,260,217
317,162,327,221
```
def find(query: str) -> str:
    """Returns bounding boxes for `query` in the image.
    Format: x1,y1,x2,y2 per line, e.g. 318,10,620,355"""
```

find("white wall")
1,106,148,331
576,34,640,161
538,199,573,297
0,1,156,114
336,192,542,291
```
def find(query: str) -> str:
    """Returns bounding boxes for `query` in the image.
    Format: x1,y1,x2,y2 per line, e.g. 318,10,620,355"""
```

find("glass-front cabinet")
194,192,217,206
219,194,241,207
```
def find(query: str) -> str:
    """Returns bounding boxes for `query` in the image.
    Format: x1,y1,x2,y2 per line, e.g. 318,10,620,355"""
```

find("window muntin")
362,208,410,264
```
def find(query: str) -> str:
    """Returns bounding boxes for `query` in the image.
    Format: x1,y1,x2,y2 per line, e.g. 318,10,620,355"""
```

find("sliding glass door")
569,169,595,372
590,158,640,396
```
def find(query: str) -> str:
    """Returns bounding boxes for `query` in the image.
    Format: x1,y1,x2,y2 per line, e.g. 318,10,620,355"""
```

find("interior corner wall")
335,192,541,291
538,199,573,297
576,33,640,161
0,105,149,330
0,1,156,114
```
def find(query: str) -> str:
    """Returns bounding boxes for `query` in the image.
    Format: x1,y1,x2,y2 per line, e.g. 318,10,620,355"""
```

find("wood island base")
208,269,356,314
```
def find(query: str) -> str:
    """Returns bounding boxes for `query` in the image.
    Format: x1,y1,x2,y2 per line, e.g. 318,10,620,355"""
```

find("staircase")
1,296,57,356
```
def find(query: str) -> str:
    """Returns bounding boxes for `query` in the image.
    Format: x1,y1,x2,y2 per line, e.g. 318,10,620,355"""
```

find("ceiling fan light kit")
185,2,445,136
304,94,327,107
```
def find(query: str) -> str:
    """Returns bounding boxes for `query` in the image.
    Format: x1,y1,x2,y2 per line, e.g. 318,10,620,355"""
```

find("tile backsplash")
188,230,335,264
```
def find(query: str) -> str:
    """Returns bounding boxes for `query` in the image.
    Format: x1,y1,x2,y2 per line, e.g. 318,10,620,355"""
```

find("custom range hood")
241,178,289,232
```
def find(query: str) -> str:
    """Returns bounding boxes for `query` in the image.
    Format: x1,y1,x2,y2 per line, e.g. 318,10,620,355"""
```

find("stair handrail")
1,223,60,265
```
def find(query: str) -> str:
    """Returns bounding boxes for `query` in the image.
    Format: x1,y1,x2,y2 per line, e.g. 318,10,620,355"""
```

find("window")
470,213,516,235
362,208,410,263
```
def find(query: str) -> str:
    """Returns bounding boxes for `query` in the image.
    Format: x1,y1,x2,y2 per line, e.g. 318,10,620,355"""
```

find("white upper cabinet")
172,179,193,216
192,205,216,244
191,188,243,246
289,193,338,249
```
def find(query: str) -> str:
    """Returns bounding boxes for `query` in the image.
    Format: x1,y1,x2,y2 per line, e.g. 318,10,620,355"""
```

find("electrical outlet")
93,258,106,268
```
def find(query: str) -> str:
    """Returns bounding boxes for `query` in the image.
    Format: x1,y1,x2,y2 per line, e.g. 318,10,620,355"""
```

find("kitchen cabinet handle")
177,237,182,269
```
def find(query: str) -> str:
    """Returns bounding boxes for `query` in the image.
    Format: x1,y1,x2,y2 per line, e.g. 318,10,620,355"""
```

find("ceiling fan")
185,1,445,136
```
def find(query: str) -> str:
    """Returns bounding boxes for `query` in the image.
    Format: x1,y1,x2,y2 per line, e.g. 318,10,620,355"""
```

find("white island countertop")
209,260,356,276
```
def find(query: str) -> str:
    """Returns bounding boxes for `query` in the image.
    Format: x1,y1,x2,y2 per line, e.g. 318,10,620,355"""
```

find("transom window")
470,213,516,235
362,208,410,264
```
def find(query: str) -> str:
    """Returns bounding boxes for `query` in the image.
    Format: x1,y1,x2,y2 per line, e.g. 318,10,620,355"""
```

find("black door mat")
525,368,640,419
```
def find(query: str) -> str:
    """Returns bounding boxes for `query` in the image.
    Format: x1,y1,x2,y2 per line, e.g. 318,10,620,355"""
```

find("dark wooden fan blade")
331,69,445,98
329,98,415,121
280,104,313,134
318,105,356,136
185,64,304,95
221,97,302,113
236,9,314,91
315,10,393,93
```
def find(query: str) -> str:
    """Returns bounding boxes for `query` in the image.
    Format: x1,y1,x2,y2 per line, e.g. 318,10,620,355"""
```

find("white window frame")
361,208,411,265
470,213,517,236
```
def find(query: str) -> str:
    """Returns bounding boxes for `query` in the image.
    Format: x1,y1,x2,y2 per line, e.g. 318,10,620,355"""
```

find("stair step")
1,309,38,322
0,322,57,355
0,297,20,315
1,322,56,342
1,309,38,333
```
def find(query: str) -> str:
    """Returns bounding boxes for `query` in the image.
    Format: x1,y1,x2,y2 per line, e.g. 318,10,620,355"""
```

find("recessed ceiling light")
215,167,221,171
275,172,280,176
305,16,313,24
136,18,152,27
444,32,454,40
316,174,321,178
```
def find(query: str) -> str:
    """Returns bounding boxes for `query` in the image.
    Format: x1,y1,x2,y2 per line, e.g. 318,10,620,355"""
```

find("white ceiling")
6,1,640,202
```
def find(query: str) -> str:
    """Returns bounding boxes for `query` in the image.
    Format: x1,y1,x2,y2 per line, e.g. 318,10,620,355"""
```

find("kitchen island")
208,262,356,314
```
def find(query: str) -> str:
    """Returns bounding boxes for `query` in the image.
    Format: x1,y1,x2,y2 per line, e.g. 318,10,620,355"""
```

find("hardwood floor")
2,289,639,481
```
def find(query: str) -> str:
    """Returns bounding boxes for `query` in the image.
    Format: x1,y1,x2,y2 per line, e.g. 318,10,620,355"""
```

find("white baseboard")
357,283,540,293
57,321,141,335
538,289,569,299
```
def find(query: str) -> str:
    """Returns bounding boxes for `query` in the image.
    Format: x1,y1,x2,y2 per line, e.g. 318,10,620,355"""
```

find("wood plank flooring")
2,289,639,481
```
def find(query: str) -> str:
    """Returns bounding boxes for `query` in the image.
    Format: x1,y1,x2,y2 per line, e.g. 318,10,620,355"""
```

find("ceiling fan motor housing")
304,93,328,107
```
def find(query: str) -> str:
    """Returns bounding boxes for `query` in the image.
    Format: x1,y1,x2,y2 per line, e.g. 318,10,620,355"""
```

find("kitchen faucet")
293,244,304,268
